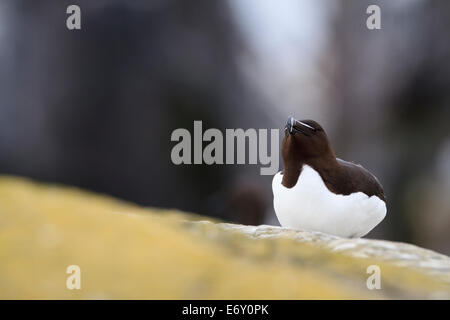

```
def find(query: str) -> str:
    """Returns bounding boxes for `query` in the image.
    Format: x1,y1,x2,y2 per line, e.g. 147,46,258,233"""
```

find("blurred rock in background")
0,0,272,224
327,0,450,253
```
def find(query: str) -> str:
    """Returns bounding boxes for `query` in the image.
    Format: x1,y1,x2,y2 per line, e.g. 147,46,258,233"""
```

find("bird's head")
282,117,333,164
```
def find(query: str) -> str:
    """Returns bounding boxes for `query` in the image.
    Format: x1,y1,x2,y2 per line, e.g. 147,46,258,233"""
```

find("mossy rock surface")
0,176,449,299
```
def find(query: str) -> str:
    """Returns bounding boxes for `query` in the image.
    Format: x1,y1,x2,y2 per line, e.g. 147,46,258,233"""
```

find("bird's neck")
281,155,339,188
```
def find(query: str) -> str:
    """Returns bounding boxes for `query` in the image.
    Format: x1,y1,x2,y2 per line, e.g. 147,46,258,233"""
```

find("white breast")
272,165,386,238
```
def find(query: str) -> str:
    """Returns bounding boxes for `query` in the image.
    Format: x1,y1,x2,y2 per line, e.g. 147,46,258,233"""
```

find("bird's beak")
286,116,312,136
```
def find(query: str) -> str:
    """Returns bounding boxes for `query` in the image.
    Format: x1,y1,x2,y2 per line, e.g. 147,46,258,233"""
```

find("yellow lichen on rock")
0,175,449,299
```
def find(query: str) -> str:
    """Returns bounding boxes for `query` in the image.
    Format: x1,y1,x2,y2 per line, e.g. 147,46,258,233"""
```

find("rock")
0,176,449,299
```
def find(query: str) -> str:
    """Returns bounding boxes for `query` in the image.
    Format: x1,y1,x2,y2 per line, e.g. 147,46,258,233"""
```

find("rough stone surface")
211,223,450,283
0,176,449,299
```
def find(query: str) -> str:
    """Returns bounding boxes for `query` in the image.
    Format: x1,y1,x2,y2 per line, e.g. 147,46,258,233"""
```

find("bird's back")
335,158,385,201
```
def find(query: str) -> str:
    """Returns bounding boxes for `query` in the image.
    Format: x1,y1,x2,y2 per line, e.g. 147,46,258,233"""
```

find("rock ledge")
0,176,449,299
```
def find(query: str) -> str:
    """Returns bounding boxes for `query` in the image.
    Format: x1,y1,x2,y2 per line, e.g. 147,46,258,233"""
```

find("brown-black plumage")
281,117,385,201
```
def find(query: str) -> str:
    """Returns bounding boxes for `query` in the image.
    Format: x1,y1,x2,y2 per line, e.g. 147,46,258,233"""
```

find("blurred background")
0,0,449,254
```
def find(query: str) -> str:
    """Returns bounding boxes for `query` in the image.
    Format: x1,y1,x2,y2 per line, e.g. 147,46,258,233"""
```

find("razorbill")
272,117,386,238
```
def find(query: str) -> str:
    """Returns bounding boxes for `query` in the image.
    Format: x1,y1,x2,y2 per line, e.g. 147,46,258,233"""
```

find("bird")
272,116,386,238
